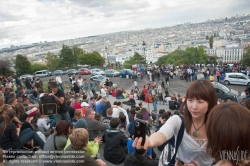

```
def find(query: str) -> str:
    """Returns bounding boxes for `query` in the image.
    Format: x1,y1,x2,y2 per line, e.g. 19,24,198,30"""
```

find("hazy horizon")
0,0,249,49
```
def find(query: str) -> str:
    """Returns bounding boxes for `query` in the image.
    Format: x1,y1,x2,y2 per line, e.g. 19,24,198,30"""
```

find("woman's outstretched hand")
132,136,154,150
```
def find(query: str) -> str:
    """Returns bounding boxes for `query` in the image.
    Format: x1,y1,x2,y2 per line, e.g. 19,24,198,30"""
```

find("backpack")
39,94,59,115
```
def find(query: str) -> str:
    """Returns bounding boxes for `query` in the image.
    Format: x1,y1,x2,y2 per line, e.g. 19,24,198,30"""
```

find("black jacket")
104,128,128,164
124,152,158,166
169,100,177,110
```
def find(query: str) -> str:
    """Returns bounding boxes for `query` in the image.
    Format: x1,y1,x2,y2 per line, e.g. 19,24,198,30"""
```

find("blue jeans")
59,83,64,91
17,128,45,149
134,86,139,90
152,100,157,111
50,119,56,128
54,111,71,123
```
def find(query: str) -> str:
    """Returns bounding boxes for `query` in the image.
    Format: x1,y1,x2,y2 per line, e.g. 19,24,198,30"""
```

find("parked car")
78,68,91,75
67,69,78,75
224,73,250,86
119,69,133,78
104,69,120,77
91,68,105,76
35,70,50,77
212,82,239,102
19,74,35,83
240,67,247,75
54,70,64,76
43,70,52,76
90,75,107,84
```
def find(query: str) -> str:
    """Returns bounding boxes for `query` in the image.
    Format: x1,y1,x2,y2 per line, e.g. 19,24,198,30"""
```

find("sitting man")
84,108,108,141
59,128,106,166
103,118,128,164
124,138,158,166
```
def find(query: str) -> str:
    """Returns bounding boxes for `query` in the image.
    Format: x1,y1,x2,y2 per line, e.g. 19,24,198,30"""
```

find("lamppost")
142,41,146,67
105,47,110,68
72,49,76,68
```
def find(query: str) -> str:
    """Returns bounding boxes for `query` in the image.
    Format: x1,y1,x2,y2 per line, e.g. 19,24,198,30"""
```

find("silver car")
91,68,105,76
19,74,35,82
90,75,107,84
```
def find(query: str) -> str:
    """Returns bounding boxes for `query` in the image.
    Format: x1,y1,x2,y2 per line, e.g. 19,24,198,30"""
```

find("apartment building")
206,46,243,63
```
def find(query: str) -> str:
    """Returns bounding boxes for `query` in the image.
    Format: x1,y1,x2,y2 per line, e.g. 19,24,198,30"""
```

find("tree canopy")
123,52,145,68
45,52,60,71
240,48,250,66
78,51,105,66
30,63,47,73
15,54,31,75
0,59,13,76
156,46,208,66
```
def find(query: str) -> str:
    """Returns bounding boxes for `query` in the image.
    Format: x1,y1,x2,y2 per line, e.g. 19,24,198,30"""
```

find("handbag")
158,115,185,166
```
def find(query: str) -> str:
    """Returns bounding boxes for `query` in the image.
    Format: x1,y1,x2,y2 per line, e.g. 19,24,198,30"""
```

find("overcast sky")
0,0,249,49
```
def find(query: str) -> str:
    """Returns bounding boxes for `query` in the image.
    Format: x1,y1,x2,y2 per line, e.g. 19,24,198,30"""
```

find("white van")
224,73,250,86
35,70,49,77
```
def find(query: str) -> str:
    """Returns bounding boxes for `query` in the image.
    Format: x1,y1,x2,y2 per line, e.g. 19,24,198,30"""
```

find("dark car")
54,70,64,76
212,82,239,102
119,69,133,78
104,69,120,77
240,67,247,75
67,69,78,75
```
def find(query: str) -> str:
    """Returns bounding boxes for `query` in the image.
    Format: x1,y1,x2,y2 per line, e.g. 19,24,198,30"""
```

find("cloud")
0,0,249,48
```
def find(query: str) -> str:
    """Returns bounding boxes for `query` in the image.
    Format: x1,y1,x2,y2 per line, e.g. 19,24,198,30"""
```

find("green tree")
156,46,208,66
240,48,250,66
15,54,31,75
45,52,60,71
72,46,84,67
0,59,13,76
123,52,144,68
206,36,209,40
59,44,74,68
30,63,47,73
209,36,214,49
78,51,105,66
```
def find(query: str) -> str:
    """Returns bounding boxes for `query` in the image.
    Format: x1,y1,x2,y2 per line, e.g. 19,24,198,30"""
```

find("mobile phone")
134,119,147,146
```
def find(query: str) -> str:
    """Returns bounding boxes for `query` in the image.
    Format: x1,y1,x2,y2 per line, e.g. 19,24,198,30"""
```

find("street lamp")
105,47,110,67
142,41,146,65
72,49,76,68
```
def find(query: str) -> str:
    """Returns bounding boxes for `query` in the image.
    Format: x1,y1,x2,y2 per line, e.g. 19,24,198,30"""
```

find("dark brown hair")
94,113,102,122
0,109,16,136
206,103,250,165
244,98,250,110
179,80,217,134
51,120,71,136
110,117,120,128
15,102,26,120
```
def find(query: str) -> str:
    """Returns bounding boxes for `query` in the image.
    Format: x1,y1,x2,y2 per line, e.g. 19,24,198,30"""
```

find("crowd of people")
0,65,249,166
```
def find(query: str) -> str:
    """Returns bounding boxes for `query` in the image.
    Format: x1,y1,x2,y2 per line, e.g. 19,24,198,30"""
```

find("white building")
206,46,243,63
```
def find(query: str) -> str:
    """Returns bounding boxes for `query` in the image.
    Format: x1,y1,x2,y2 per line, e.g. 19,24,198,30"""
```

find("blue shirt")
95,102,105,114
127,139,152,156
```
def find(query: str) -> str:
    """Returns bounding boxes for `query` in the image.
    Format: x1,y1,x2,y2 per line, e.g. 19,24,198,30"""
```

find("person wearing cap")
49,82,71,122
80,102,90,116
